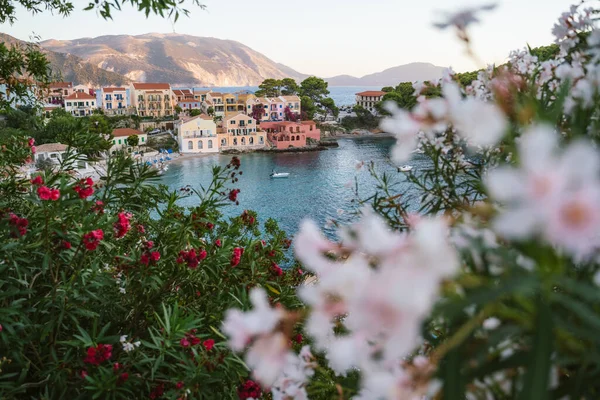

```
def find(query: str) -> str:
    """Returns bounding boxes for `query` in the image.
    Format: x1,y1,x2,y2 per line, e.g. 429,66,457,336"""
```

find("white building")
101,87,129,115
110,128,148,152
355,90,386,113
64,92,97,117
176,115,219,154
34,143,94,174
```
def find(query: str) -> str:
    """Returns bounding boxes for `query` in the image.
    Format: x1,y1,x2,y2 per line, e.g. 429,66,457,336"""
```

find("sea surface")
158,137,425,237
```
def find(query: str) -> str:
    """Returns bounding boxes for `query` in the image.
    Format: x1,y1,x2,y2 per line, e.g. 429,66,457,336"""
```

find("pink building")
261,121,321,149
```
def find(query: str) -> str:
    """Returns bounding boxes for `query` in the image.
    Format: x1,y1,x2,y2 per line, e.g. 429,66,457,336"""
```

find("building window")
248,120,252,124
118,139,122,144
113,140,116,144
231,120,236,124
208,140,213,149
188,141,193,150
241,137,246,145
67,102,71,106
221,138,226,146
249,137,254,145
259,137,264,144
141,137,145,142
199,141,203,149
297,135,300,140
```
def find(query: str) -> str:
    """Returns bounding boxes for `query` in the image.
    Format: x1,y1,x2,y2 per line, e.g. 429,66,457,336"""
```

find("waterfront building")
173,89,194,102
45,82,73,106
73,84,92,94
34,143,94,173
64,92,97,117
355,90,386,113
217,113,266,149
267,97,285,121
176,114,219,154
110,128,147,151
130,83,175,118
279,95,301,117
206,92,225,117
193,89,211,102
178,100,203,113
261,120,321,149
101,87,130,115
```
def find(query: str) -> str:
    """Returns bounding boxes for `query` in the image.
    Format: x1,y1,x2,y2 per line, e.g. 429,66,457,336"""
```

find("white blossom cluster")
120,335,141,352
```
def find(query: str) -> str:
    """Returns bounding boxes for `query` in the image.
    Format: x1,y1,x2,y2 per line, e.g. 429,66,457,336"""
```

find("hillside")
41,33,308,86
326,62,445,86
0,33,129,87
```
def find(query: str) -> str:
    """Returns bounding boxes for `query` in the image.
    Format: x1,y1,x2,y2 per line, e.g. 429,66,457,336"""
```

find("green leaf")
442,346,464,400
264,283,280,295
518,299,553,400
209,325,227,340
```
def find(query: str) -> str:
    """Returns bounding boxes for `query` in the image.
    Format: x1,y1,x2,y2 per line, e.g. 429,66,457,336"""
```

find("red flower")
150,251,161,262
178,248,206,269
237,380,262,400
28,138,35,147
145,240,154,249
294,334,303,344
150,384,164,399
176,381,184,389
230,156,241,169
0,324,3,332
113,363,121,372
206,222,214,230
196,291,201,297
80,370,88,379
297,268,304,275
62,241,72,250
50,188,60,201
8,213,28,237
83,229,104,251
228,189,240,202
118,372,129,385
92,201,104,214
271,262,283,277
114,212,132,239
30,175,43,185
267,250,276,258
215,239,222,247
180,337,190,348
203,339,215,351
189,335,201,346
230,247,244,267
137,224,146,234
83,344,112,365
140,254,150,265
73,177,94,199
241,210,256,226
37,186,51,200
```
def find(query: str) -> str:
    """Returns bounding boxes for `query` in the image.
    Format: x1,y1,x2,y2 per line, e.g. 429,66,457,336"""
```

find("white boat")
270,171,290,179
399,165,413,172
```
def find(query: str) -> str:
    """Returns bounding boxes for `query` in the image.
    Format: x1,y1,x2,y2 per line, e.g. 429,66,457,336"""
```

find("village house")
173,89,194,102
279,95,301,116
130,83,175,118
355,90,386,113
261,121,321,149
45,82,73,106
101,87,129,115
176,114,219,154
110,128,147,152
64,92,97,117
206,92,225,117
34,143,94,174
178,100,203,113
217,113,266,149
193,89,211,102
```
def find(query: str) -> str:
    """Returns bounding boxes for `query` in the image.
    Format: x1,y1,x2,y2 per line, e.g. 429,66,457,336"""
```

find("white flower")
433,3,497,30
246,333,289,386
119,287,126,294
222,288,283,352
483,317,501,330
122,342,135,352
120,335,128,343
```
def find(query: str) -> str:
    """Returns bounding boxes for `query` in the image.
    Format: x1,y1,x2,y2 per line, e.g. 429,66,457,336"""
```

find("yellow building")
130,83,175,118
217,113,266,149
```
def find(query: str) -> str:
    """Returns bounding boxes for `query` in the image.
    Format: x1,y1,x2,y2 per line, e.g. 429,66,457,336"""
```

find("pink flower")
113,363,121,372
215,239,222,247
203,339,215,351
230,247,244,267
30,145,36,154
271,262,283,276
28,138,35,147
294,333,303,344
150,251,161,262
73,177,94,199
114,212,132,239
176,381,184,389
80,370,88,379
30,175,43,185
180,337,190,348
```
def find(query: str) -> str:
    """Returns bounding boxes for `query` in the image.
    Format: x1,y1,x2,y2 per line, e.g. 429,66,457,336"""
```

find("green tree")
175,105,183,114
381,86,395,92
206,106,214,116
88,114,109,134
255,78,282,97
320,97,339,118
299,76,330,102
190,109,202,117
300,96,317,120
281,78,299,95
126,134,139,147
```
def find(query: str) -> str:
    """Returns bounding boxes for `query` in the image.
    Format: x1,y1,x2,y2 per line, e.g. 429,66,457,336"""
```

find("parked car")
148,129,161,135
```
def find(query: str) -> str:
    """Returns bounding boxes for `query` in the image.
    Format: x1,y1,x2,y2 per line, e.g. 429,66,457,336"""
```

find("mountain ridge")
326,62,446,86
40,33,309,87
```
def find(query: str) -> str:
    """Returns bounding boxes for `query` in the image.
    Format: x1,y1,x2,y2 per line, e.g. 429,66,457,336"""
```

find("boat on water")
270,170,290,179
399,165,413,172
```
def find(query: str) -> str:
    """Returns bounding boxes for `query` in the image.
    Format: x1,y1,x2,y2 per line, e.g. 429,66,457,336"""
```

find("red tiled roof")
356,91,386,97
50,82,73,89
132,82,170,90
112,128,145,137
103,87,126,93
64,92,95,100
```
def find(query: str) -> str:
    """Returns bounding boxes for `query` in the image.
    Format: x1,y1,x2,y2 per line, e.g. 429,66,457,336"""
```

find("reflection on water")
159,137,423,236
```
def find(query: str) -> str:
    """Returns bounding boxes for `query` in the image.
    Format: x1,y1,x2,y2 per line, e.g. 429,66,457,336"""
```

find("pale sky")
5,0,575,77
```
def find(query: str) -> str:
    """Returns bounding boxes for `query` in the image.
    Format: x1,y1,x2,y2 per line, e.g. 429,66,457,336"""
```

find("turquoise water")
158,138,427,237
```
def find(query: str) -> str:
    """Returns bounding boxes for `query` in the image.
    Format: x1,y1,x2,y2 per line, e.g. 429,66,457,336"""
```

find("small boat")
270,171,290,179
399,165,413,172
